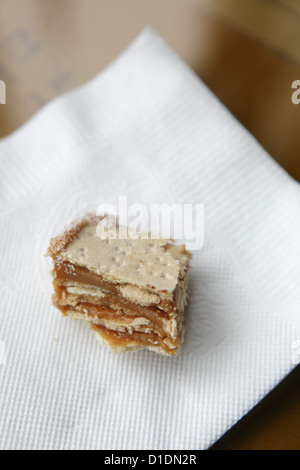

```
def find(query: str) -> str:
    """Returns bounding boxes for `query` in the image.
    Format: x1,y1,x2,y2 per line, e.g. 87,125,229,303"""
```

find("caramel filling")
53,298,174,339
52,261,185,355
90,323,181,356
54,261,175,313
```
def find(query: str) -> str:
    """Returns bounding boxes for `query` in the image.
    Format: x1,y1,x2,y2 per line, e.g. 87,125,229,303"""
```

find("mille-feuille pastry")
47,214,191,356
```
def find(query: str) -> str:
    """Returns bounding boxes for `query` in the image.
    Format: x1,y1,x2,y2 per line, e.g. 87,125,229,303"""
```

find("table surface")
1,0,300,450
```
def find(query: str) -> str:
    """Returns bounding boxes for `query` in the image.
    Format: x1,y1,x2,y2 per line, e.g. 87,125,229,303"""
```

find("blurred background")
0,0,300,449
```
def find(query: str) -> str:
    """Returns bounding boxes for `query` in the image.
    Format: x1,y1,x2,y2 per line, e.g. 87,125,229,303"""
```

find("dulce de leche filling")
53,296,175,340
52,261,182,349
90,323,181,356
54,301,180,355
54,261,176,315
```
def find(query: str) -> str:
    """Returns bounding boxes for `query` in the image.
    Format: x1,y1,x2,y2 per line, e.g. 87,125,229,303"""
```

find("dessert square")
48,214,191,356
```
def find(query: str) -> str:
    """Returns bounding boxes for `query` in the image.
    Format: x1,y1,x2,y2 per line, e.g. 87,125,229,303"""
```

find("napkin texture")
0,28,300,450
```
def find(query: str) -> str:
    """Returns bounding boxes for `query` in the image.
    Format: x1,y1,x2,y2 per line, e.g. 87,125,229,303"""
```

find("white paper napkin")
0,28,300,450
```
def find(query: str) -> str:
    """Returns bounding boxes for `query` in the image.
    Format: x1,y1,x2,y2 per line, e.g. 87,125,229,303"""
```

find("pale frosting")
60,223,189,294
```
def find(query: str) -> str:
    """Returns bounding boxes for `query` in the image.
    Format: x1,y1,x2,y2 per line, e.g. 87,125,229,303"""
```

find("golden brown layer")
90,323,181,356
53,301,183,355
54,261,176,314
53,297,174,339
52,260,187,350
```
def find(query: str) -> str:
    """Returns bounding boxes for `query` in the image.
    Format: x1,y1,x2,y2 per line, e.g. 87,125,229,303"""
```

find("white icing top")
60,222,189,293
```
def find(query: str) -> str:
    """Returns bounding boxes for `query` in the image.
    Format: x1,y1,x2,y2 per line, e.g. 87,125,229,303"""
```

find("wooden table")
1,0,299,450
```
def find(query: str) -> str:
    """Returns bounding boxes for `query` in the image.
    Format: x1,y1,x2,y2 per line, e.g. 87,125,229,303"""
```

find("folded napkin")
0,28,300,450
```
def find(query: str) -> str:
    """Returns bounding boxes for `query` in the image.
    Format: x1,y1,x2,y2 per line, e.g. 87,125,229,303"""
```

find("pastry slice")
47,214,191,356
